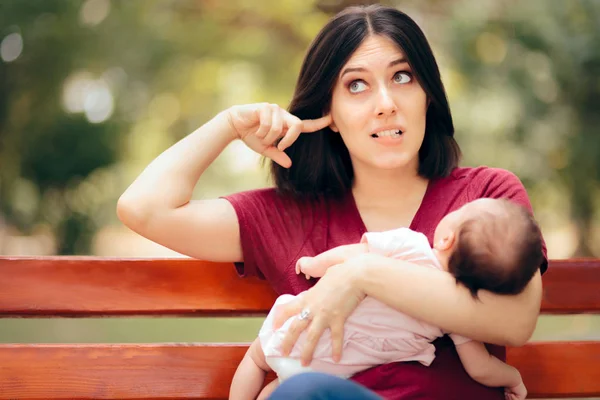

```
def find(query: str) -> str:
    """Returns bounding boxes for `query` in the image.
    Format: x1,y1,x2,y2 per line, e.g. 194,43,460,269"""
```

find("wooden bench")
0,257,598,399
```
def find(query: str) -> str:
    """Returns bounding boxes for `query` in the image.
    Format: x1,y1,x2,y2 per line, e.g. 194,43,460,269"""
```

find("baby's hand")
504,382,527,400
295,244,368,280
295,256,323,279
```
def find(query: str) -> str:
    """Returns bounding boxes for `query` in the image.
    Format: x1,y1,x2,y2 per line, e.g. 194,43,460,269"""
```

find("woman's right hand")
225,103,332,168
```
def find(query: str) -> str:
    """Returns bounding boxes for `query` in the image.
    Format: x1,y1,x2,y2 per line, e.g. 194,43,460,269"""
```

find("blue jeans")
268,372,382,400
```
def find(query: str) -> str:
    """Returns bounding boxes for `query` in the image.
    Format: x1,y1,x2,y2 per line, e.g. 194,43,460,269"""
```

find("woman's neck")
352,165,429,209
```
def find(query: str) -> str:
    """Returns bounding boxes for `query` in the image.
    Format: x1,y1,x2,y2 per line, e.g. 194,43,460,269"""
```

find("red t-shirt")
224,166,548,400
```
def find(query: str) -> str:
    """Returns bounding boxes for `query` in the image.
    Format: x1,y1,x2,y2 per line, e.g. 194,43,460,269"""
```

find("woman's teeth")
372,130,402,138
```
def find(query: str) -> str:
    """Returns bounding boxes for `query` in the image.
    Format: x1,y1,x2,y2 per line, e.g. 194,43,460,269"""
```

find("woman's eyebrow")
340,57,408,78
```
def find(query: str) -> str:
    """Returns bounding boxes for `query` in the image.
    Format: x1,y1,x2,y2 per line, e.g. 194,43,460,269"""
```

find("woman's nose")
375,87,398,117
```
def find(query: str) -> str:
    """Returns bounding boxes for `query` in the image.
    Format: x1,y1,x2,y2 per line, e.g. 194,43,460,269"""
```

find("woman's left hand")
272,253,380,366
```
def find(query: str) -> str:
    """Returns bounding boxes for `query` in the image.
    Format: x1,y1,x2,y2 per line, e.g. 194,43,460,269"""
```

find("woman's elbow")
116,195,151,233
511,273,543,346
480,325,530,347
503,328,532,347
486,272,542,347
505,316,537,347
501,302,539,346
482,316,534,346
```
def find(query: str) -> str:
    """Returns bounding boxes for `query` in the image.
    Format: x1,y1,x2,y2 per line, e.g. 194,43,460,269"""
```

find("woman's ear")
323,111,338,132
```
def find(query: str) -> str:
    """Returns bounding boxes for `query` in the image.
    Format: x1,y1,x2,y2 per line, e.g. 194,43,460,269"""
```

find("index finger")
301,114,332,133
281,316,310,356
272,297,303,330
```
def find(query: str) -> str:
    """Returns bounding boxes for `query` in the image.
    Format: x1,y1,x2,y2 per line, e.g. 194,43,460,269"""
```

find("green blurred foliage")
441,0,600,256
0,0,598,256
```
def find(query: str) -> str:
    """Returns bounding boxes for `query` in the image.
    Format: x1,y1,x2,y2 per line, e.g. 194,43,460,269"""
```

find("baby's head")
433,198,544,298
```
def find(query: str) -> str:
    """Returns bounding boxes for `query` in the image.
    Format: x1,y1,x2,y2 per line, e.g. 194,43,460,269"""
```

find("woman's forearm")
117,111,235,226
356,254,542,346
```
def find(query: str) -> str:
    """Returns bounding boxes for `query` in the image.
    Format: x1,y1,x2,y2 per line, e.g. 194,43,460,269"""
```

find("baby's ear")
434,231,456,251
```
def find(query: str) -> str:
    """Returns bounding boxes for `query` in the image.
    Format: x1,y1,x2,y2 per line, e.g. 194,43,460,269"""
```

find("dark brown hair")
270,4,461,199
447,200,544,298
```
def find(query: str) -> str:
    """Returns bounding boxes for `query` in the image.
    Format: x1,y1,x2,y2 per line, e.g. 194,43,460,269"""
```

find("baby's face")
433,198,505,246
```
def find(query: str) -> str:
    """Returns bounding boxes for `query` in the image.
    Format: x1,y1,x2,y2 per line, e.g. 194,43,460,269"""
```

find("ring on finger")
298,307,311,321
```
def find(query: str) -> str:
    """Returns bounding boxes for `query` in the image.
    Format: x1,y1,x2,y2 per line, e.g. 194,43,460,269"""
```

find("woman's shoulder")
447,165,520,183
221,186,340,236
223,186,280,203
437,166,526,200
223,187,304,212
223,186,352,212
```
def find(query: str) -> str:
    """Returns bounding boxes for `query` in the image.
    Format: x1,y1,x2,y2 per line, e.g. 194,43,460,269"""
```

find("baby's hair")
447,199,544,298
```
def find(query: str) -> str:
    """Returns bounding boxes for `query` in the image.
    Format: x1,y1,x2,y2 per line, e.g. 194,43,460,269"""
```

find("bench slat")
0,342,598,399
0,343,251,399
506,341,600,399
540,259,600,313
0,257,277,317
1,257,599,317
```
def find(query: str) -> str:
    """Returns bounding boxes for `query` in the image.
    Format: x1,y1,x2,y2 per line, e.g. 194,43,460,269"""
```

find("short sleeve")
222,190,264,279
222,188,324,282
467,167,548,274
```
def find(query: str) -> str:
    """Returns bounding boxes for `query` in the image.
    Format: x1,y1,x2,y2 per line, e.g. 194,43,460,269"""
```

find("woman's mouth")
371,129,403,138
371,129,404,145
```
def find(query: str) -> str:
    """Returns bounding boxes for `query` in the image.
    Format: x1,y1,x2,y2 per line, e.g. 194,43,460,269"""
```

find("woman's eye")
349,80,367,93
394,72,412,84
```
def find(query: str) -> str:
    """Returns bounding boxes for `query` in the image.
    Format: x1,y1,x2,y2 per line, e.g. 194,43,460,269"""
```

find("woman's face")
329,34,428,173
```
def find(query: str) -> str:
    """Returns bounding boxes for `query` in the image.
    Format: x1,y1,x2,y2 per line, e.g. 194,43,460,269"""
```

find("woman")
117,4,547,399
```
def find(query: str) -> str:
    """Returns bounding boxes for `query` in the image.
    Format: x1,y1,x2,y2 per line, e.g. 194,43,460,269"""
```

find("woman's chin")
350,152,418,174
371,155,417,171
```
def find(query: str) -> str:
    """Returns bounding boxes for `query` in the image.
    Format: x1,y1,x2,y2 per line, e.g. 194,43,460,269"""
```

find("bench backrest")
0,257,599,399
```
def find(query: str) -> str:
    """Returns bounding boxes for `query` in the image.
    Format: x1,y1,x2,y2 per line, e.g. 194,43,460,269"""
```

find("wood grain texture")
0,342,597,399
540,259,600,313
0,344,275,400
0,257,599,398
0,257,277,317
1,257,599,317
506,341,600,398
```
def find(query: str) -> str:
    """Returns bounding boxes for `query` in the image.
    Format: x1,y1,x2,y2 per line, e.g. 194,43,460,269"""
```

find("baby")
229,198,544,400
